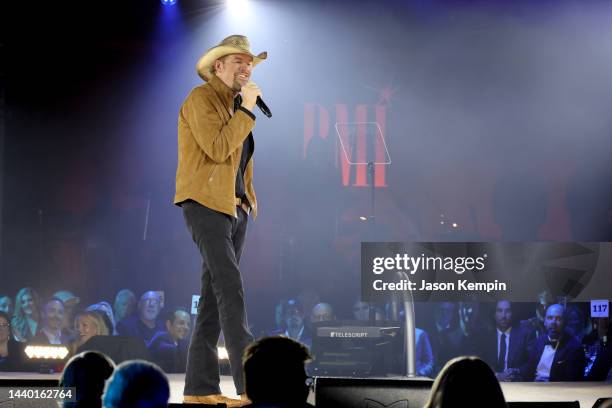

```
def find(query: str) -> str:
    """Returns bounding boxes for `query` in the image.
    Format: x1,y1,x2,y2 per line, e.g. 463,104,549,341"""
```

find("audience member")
296,289,321,325
87,301,118,335
519,304,585,381
521,290,553,354
243,336,314,408
415,327,435,377
584,313,612,380
113,289,137,323
352,300,384,322
565,303,588,343
60,351,115,408
446,301,490,360
0,295,13,315
389,307,434,377
11,287,42,342
30,297,71,345
424,356,507,408
310,303,333,323
380,300,435,377
102,360,170,408
273,299,311,348
273,299,287,333
73,310,110,352
485,301,530,381
148,307,191,373
0,311,26,371
54,290,80,340
0,312,11,368
429,302,459,374
116,291,164,343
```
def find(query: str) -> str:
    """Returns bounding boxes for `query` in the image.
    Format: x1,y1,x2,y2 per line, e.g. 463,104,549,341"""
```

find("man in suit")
429,302,459,375
30,297,71,346
519,304,585,381
447,301,491,358
148,307,191,373
484,300,529,381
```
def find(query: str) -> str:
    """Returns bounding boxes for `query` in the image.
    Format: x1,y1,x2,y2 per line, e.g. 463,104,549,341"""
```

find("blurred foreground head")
60,351,115,408
103,360,169,408
243,336,312,406
425,356,507,408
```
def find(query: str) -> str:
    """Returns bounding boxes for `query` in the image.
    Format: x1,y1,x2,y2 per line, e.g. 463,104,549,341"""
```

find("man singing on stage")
174,34,266,407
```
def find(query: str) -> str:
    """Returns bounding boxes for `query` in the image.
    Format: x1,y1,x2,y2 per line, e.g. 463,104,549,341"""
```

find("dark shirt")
147,331,188,373
233,94,254,204
0,340,30,372
115,314,164,343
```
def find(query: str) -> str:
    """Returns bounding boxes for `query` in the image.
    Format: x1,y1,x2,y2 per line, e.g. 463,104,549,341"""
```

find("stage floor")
1,372,611,407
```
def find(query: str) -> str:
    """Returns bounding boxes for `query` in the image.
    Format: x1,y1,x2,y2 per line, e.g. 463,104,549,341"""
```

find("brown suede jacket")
174,75,258,219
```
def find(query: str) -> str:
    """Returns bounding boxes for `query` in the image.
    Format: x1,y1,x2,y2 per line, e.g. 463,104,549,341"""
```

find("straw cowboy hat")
196,35,267,81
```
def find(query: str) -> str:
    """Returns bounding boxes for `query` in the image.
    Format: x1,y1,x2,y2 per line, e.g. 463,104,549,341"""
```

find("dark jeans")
182,200,253,396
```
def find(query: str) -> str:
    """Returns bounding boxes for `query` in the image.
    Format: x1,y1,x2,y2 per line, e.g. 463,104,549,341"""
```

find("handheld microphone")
256,96,272,118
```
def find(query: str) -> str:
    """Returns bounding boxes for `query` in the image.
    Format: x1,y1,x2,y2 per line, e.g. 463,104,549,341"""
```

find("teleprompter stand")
334,122,416,377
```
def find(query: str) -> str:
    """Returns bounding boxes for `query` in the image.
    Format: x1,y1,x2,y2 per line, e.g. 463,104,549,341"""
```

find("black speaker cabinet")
315,376,433,408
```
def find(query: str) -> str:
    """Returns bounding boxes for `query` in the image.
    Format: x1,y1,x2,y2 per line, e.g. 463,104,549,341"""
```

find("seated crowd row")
270,297,611,382
0,288,189,373
0,288,610,383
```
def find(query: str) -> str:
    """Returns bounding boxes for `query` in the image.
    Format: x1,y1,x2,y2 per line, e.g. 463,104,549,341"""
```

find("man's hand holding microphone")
241,82,272,118
240,82,261,112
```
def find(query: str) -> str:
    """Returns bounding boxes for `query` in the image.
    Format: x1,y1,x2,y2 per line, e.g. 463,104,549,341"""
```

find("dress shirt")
535,344,557,381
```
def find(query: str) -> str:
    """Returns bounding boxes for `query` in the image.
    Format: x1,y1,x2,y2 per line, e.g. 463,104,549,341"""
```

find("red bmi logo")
304,103,389,188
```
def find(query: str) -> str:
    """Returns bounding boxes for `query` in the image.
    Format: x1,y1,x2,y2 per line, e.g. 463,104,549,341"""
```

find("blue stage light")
161,0,177,6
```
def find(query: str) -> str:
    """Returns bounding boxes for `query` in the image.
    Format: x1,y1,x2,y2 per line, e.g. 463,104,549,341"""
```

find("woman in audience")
0,312,11,365
86,301,118,335
71,311,110,354
113,289,136,323
60,351,115,407
0,294,13,315
11,287,42,342
424,356,507,408
0,311,24,371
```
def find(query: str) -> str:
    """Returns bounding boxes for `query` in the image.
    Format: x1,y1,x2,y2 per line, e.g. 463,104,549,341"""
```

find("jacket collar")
209,74,237,106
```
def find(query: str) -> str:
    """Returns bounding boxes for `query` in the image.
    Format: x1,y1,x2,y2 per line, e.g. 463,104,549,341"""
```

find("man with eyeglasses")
116,291,164,343
0,311,26,371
